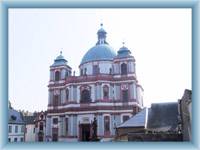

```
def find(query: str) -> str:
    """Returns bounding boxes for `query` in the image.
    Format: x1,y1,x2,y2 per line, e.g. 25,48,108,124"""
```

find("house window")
53,95,59,106
65,118,68,136
55,71,60,81
20,138,24,142
33,128,35,133
80,89,91,103
93,65,99,75
104,116,110,132
8,138,11,142
15,126,18,133
53,118,58,124
122,90,129,102
8,126,12,133
14,138,17,142
39,122,43,131
121,63,127,75
123,115,130,122
103,85,109,99
21,125,24,133
66,89,69,101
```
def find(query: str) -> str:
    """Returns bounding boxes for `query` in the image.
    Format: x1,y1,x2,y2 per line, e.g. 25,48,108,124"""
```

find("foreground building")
178,89,192,141
46,24,144,141
116,102,182,141
8,108,25,142
24,115,36,142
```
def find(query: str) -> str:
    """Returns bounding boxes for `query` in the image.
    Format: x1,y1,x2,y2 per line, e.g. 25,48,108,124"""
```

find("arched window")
103,85,109,99
53,95,59,106
39,122,43,131
104,116,110,133
55,71,60,81
93,65,99,75
66,89,69,101
80,89,91,103
121,63,127,75
122,89,129,102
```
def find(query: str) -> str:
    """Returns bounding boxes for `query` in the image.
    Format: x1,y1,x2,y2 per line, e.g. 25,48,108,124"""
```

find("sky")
9,8,191,112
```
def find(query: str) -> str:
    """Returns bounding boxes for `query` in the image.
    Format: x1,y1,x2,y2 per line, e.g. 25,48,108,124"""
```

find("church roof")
9,108,24,124
117,108,148,128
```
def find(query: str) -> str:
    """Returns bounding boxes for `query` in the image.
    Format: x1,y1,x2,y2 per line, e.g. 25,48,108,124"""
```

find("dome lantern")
96,23,108,45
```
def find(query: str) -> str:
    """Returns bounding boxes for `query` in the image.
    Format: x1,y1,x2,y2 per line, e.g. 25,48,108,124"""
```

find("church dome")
81,44,116,64
80,24,116,65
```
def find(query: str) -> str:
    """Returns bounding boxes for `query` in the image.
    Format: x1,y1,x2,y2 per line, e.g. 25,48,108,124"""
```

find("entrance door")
52,128,58,141
38,133,43,141
52,134,58,141
81,124,91,141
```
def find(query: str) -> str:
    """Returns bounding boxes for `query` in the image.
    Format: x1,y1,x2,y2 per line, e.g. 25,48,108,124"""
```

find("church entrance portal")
80,124,91,141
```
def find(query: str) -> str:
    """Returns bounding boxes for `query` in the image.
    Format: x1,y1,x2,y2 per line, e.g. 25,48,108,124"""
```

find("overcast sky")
9,8,191,112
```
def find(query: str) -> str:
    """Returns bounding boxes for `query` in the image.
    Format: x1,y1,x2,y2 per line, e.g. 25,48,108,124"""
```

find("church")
46,24,144,141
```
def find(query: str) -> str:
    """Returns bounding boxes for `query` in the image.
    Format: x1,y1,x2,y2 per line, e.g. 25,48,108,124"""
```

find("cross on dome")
122,41,125,47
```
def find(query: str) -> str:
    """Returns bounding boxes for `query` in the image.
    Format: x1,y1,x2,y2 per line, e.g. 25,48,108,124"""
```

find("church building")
46,24,144,141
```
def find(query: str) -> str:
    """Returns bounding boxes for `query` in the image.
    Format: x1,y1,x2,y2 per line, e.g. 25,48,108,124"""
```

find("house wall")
8,124,25,142
25,124,36,142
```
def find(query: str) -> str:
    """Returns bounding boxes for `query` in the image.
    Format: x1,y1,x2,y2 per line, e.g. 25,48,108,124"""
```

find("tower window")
122,90,129,102
55,71,60,81
80,69,83,76
53,118,58,124
103,85,109,99
53,95,59,106
80,88,91,103
121,63,127,75
66,89,69,101
109,68,112,74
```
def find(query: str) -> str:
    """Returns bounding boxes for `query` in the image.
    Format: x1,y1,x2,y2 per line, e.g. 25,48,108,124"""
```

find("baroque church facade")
46,24,144,141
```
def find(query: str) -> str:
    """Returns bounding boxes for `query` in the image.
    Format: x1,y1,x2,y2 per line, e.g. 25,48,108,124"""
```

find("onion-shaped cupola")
116,42,133,58
80,24,116,65
51,51,68,67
